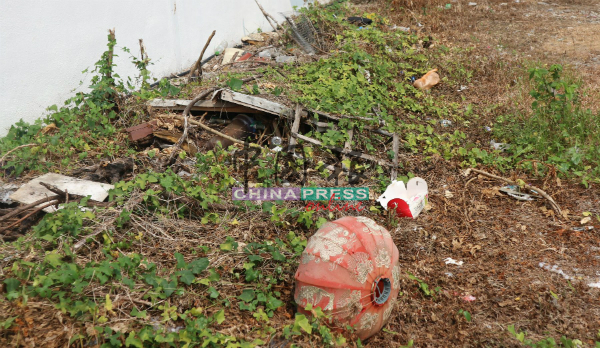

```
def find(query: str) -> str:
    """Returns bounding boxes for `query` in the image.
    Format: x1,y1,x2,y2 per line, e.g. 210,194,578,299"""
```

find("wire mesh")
280,11,320,54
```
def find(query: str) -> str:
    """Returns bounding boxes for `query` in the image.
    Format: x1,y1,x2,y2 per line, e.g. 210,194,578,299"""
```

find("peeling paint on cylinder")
294,216,401,340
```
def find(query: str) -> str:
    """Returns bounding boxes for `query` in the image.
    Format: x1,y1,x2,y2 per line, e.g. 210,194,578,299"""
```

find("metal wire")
280,11,319,54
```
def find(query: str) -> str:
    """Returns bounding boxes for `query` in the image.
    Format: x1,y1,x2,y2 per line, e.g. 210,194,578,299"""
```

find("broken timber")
219,90,306,118
149,90,399,172
148,99,255,114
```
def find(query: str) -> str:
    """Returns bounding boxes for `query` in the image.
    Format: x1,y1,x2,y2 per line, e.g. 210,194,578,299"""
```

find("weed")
497,64,600,186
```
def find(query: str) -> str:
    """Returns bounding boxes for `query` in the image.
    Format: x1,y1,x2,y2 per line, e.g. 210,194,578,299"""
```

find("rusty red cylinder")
205,114,254,150
294,216,400,340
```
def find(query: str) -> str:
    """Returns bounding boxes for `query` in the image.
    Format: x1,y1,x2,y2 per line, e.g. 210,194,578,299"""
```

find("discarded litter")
444,258,464,266
458,85,468,92
346,17,373,26
468,2,477,5
378,177,429,218
258,50,272,59
271,136,282,147
221,48,245,64
499,185,538,201
275,55,296,63
391,25,410,32
490,139,510,151
0,183,18,205
214,40,228,56
441,119,452,127
572,226,594,232
295,216,400,340
10,173,113,213
463,295,476,302
484,126,492,132
413,69,440,90
205,114,256,150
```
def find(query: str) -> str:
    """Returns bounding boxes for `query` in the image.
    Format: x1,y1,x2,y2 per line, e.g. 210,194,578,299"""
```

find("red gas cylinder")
294,216,400,340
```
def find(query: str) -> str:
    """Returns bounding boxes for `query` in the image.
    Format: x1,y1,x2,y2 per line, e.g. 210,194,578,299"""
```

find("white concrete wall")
0,0,327,137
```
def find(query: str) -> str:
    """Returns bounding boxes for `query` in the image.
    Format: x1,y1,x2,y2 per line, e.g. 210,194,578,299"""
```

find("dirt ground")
359,0,600,346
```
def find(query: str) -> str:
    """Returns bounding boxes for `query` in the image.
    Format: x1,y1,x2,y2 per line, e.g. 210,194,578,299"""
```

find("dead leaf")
498,300,512,307
444,190,454,198
41,123,58,134
581,216,592,225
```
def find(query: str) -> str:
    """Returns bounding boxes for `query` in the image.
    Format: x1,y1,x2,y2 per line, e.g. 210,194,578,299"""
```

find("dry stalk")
187,30,216,83
0,143,37,164
467,168,563,218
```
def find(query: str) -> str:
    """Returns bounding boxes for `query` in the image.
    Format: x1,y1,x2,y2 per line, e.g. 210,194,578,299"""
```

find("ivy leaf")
188,258,209,274
178,270,195,285
294,314,312,334
3,278,21,293
248,255,263,263
271,251,286,262
220,237,238,251
174,252,186,269
160,175,174,191
245,268,259,282
130,308,147,318
239,289,255,302
125,332,143,348
208,287,219,299
105,294,113,312
44,251,63,268
215,309,225,324
266,295,283,310
227,78,243,91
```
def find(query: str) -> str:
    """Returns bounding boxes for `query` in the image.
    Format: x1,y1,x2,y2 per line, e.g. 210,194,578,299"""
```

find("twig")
176,115,262,150
139,39,147,61
291,132,393,167
73,195,143,251
0,201,57,233
254,0,280,31
167,87,217,162
0,143,36,164
468,168,563,218
0,196,58,222
107,29,116,81
39,182,113,208
187,30,216,83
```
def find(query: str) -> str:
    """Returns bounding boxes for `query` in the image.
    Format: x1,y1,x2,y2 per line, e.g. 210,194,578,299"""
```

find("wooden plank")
148,98,256,113
220,90,297,117
288,104,302,152
291,132,393,167
391,133,400,181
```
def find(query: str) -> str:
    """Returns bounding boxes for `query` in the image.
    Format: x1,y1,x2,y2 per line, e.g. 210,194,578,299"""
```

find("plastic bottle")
214,41,228,56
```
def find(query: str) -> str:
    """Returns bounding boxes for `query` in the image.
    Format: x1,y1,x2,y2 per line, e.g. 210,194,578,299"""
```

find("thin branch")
0,143,36,164
0,201,57,233
468,168,563,218
254,0,280,31
0,196,58,222
187,30,216,83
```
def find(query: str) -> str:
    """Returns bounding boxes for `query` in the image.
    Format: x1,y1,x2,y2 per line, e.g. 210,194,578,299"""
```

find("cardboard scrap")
9,173,113,213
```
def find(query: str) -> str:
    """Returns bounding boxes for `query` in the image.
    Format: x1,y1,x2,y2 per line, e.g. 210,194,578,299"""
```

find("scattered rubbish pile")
295,216,400,340
0,173,113,240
